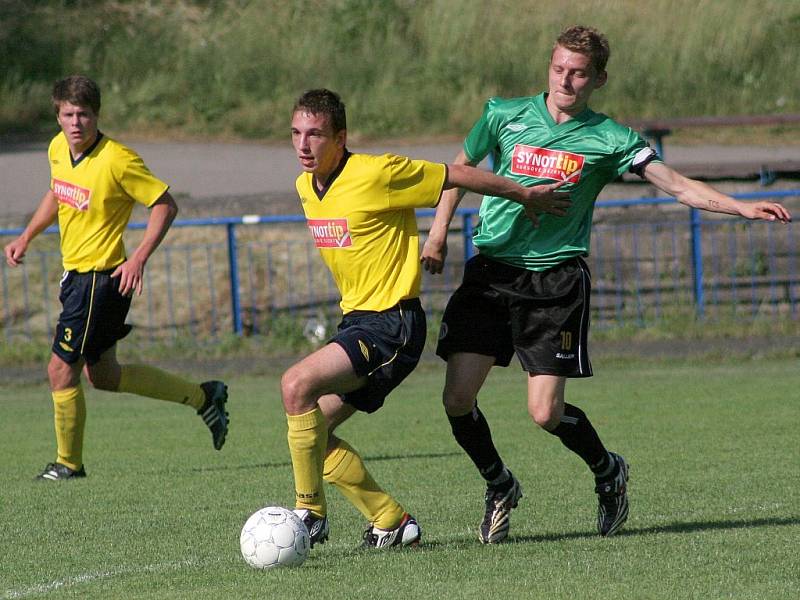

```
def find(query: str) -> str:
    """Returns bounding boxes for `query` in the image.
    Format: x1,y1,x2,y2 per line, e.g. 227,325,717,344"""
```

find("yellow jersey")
49,132,169,272
296,152,446,313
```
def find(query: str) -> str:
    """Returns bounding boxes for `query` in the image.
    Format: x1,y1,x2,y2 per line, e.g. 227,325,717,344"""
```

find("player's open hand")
4,237,28,267
421,236,448,274
519,180,571,227
742,201,792,223
111,257,146,297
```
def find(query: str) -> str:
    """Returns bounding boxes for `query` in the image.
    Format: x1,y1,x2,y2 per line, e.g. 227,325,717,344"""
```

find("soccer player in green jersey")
421,25,791,541
284,89,570,549
3,76,230,481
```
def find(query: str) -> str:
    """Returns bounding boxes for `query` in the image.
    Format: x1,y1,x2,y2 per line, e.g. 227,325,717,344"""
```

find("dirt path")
3,138,799,220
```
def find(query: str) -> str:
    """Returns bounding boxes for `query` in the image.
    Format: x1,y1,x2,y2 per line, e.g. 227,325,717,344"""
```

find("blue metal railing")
1,189,798,342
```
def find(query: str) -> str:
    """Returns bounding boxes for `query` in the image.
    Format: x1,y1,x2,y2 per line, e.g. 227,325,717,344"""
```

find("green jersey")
464,93,659,270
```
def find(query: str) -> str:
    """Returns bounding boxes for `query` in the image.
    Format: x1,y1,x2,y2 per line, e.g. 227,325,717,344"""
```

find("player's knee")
528,403,560,430
280,368,314,413
47,356,79,389
442,388,474,416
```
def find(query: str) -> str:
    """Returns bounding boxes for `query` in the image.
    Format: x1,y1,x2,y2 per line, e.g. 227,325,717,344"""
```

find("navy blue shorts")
436,254,593,377
52,269,132,366
333,298,426,414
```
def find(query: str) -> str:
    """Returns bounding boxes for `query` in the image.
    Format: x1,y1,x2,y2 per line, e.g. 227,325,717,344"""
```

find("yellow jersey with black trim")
296,152,446,313
49,131,169,272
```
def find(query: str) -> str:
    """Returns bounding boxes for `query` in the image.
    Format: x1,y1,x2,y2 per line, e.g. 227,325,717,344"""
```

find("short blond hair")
553,25,610,72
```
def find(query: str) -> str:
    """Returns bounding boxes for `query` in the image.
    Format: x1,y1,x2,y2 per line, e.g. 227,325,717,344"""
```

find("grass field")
1,358,798,599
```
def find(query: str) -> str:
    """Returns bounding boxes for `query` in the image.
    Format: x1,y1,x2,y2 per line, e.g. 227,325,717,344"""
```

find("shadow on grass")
187,450,462,473
282,515,800,560
503,515,800,545
364,516,800,551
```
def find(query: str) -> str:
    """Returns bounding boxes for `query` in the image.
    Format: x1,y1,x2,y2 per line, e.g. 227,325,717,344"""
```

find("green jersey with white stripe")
464,92,658,271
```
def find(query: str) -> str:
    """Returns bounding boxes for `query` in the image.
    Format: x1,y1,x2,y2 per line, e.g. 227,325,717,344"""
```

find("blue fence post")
226,223,243,335
462,213,474,260
690,208,705,317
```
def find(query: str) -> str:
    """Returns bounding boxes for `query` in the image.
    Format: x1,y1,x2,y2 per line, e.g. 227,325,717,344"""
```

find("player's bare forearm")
445,163,531,200
445,163,571,226
644,162,791,222
3,191,58,266
421,187,462,274
22,191,59,240
680,180,790,222
132,193,178,262
113,192,178,295
422,152,473,274
428,186,463,244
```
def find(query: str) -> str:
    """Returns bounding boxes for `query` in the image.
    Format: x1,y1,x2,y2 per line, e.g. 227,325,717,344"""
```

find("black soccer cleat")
363,513,421,548
36,462,87,481
480,472,523,543
198,381,229,450
595,452,630,537
293,509,330,548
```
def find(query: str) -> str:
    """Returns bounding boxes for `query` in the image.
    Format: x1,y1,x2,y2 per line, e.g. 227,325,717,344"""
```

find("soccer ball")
240,506,310,569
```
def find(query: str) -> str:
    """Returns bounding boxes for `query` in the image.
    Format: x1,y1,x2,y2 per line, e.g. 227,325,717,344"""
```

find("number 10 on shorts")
560,330,572,350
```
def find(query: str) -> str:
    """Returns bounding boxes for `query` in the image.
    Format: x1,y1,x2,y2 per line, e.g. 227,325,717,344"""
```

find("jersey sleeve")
463,98,503,163
386,154,447,209
614,128,663,179
114,146,170,207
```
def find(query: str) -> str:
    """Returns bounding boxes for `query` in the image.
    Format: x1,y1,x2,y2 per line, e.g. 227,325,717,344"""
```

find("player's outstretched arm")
3,191,58,267
111,192,178,296
644,162,792,223
445,163,571,226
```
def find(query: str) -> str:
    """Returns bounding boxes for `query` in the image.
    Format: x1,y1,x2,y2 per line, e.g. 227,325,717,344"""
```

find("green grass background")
2,0,799,140
2,358,798,599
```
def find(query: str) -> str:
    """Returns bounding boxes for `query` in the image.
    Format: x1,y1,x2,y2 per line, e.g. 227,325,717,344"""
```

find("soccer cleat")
36,462,87,481
363,513,421,548
479,473,523,544
198,381,229,450
595,452,630,537
293,509,330,547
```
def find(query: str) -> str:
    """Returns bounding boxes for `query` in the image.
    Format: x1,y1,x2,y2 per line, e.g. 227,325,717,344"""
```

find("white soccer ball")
240,506,310,569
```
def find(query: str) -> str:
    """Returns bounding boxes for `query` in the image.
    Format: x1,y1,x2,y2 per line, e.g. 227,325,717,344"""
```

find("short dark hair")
52,75,101,115
293,89,346,133
554,25,610,73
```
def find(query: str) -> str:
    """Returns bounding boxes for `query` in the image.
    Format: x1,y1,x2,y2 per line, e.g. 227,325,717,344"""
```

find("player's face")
547,45,607,116
291,111,346,179
56,101,99,156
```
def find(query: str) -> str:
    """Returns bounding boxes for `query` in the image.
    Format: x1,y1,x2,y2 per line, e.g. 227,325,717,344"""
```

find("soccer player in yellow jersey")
285,89,571,548
3,75,230,481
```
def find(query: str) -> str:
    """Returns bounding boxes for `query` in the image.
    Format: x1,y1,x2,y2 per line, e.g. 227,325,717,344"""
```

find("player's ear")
336,128,347,148
594,70,608,89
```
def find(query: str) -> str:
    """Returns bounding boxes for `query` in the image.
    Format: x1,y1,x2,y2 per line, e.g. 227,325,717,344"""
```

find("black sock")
448,405,509,487
548,403,611,477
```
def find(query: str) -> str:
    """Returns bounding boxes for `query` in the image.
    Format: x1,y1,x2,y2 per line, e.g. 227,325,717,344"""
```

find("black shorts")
436,254,592,377
52,269,132,366
333,298,426,414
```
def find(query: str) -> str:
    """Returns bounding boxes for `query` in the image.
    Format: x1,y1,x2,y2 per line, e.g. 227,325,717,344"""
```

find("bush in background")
1,0,798,139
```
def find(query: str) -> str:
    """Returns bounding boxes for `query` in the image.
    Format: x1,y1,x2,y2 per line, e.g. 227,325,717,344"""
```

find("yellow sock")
323,438,405,529
52,386,86,471
287,408,328,516
118,364,205,409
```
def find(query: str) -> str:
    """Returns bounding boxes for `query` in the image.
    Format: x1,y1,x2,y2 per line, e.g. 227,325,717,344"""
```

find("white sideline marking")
2,558,215,599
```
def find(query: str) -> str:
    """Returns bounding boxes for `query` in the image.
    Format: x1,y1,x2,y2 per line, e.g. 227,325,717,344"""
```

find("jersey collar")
69,132,104,168
538,93,594,132
313,149,351,200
